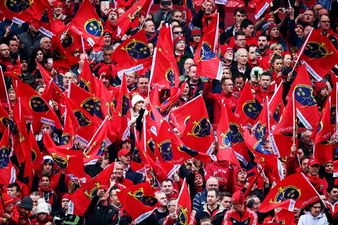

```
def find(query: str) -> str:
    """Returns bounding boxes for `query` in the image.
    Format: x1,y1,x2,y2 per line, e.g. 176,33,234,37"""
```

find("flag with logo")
287,64,320,130
268,81,284,125
78,60,98,94
69,0,104,47
170,96,214,153
194,13,222,80
177,179,191,225
13,80,62,133
117,182,159,223
0,0,50,22
116,0,152,37
235,83,263,126
111,30,152,75
156,120,211,164
69,83,103,120
0,127,16,185
259,173,321,212
301,29,338,81
43,133,85,179
314,98,333,164
149,25,179,89
69,162,115,215
215,103,241,167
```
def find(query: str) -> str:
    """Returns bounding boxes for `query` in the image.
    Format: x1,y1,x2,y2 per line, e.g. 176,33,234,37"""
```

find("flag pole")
292,91,297,145
266,96,271,136
291,27,314,73
301,173,328,209
84,115,109,151
81,36,85,53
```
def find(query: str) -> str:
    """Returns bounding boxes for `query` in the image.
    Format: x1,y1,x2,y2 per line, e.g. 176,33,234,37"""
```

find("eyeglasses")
173,31,183,35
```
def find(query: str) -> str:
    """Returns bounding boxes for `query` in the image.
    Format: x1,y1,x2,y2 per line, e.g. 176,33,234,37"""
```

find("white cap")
36,198,50,214
131,94,145,108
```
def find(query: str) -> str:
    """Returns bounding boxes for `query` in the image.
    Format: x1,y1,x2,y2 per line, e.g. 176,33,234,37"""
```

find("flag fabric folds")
194,14,222,80
259,173,321,213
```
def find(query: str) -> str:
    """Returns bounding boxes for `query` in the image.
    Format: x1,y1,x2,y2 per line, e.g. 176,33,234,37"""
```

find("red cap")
191,27,202,36
118,148,130,158
98,65,111,77
54,0,65,7
220,44,233,56
309,158,320,166
314,81,328,96
62,193,71,200
174,36,186,46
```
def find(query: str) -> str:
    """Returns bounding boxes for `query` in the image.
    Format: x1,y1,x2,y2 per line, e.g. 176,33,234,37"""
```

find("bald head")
206,177,219,190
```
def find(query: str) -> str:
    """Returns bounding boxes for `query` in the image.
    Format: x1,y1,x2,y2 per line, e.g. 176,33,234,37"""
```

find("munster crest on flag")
194,13,222,80
301,29,338,80
124,39,150,60
69,0,103,46
29,96,49,112
259,173,320,213
294,85,317,106
4,0,32,12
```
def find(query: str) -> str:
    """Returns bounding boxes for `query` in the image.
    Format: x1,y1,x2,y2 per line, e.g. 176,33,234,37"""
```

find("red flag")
194,14,222,80
69,162,115,215
314,98,333,164
64,91,99,129
111,30,152,74
78,60,98,94
12,99,30,164
60,108,76,147
177,179,191,225
235,83,263,126
149,25,179,89
0,105,10,133
117,182,159,223
301,29,338,80
37,63,64,103
83,116,117,164
69,0,103,47
0,67,9,105
116,0,152,38
156,120,211,164
0,127,16,185
268,81,284,125
254,99,269,142
27,126,42,174
13,80,62,133
43,134,85,179
216,103,241,167
115,75,130,116
50,19,84,55
0,0,50,22
288,64,320,130
69,83,103,120
170,96,214,153
159,82,186,113
259,173,321,212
